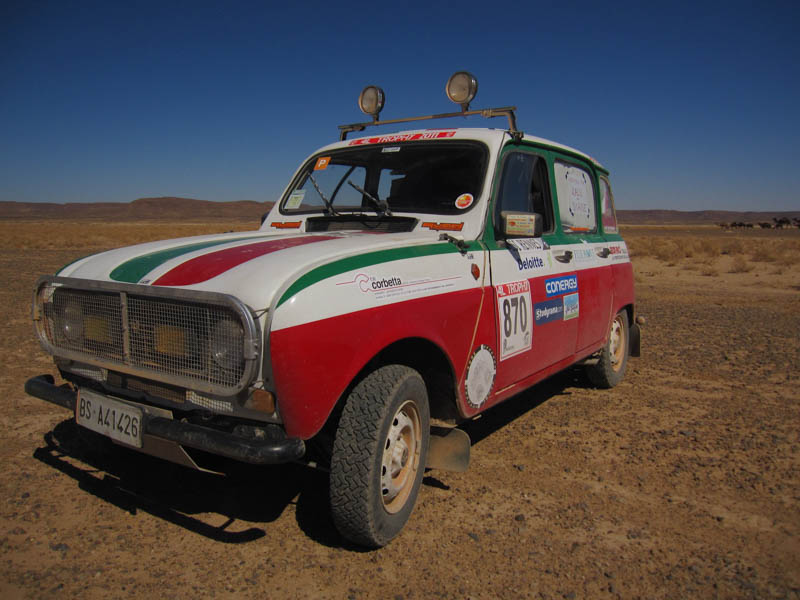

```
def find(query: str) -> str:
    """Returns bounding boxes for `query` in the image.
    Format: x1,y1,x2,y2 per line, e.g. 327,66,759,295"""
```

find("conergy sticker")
455,193,473,209
545,274,578,297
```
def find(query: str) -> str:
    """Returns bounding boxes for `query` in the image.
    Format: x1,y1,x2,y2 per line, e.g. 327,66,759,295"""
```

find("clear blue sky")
2,0,798,210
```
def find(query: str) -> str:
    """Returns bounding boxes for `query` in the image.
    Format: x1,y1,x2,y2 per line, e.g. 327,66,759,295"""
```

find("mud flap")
426,428,470,472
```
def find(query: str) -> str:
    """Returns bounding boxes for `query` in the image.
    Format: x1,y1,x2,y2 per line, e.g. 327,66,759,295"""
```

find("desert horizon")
2,197,799,226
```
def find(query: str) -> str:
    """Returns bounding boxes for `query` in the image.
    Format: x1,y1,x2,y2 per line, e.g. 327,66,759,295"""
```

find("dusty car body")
26,73,640,547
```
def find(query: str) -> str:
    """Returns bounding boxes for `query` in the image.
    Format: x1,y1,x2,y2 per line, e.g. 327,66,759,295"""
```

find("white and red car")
27,73,640,547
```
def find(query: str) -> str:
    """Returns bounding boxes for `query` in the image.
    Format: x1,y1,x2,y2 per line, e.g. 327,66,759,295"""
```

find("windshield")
280,141,487,216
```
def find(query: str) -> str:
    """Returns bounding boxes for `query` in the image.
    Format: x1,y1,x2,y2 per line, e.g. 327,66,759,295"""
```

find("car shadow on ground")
32,367,587,549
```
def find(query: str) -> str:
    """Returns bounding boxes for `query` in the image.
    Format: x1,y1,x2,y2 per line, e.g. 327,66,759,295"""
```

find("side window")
554,161,596,233
494,152,553,236
600,176,618,233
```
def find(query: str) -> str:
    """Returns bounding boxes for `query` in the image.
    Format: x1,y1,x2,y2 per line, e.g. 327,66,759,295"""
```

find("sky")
1,0,799,211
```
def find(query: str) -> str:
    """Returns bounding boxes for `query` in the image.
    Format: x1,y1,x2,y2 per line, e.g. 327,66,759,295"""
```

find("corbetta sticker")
545,274,578,297
534,298,563,324
455,193,474,209
348,131,456,146
563,293,579,320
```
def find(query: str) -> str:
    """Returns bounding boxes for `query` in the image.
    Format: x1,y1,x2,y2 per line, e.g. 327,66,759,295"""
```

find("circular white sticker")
455,193,474,210
465,345,496,408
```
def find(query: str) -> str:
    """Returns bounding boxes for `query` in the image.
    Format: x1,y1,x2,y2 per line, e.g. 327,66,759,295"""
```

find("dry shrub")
720,239,744,255
651,239,680,264
701,266,719,277
697,238,718,257
729,256,753,273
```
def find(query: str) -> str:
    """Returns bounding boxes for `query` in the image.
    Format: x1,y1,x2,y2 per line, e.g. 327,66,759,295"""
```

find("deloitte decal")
517,255,544,271
545,274,578,297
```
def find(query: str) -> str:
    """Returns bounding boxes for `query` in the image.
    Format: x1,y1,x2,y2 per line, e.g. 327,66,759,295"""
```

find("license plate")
76,388,143,448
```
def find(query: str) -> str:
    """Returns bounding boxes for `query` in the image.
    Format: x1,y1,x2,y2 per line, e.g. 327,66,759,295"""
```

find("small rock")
514,514,525,522
49,542,68,552
467,532,479,542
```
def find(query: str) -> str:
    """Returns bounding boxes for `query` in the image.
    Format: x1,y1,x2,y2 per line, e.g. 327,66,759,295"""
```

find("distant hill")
617,209,800,225
0,197,274,221
0,198,797,225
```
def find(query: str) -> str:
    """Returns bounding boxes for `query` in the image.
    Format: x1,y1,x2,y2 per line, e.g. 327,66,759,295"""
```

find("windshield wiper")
347,180,392,217
307,173,338,216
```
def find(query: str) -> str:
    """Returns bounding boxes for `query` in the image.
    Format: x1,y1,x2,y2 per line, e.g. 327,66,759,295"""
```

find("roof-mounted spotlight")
446,71,478,111
358,85,385,121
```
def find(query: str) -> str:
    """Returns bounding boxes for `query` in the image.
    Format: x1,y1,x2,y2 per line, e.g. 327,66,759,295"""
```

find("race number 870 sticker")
496,280,532,360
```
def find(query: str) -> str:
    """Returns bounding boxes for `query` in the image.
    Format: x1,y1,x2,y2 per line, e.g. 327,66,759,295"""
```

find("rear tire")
586,310,629,388
330,365,430,548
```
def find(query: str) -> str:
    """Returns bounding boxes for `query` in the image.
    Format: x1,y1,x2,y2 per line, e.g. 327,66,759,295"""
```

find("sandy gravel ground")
1,225,798,599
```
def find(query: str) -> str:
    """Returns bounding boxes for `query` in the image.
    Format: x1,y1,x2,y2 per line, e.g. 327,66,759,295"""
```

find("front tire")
330,365,430,547
586,310,629,388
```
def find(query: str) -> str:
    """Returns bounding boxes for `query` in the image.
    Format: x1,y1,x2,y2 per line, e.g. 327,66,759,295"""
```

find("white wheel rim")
609,315,625,371
380,400,421,514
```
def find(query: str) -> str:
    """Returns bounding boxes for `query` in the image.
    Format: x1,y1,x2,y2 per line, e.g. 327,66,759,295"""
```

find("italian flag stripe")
109,235,267,283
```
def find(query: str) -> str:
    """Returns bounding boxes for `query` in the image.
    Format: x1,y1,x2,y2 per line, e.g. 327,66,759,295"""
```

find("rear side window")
554,161,596,233
600,176,618,233
494,151,553,236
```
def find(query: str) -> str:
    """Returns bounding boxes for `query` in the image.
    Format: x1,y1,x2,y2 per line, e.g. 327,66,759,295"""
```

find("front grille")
34,276,260,396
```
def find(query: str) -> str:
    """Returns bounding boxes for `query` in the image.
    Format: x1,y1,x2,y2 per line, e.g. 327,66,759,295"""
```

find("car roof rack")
337,71,521,141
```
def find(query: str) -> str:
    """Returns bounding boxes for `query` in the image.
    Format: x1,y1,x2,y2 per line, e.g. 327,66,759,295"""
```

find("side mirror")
500,211,543,238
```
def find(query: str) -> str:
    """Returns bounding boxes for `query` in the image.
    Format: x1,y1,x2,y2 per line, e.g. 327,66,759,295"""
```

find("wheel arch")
330,336,461,432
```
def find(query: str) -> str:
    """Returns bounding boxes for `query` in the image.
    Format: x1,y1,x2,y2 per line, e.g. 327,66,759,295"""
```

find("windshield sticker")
382,146,401,153
495,279,532,360
422,222,464,232
348,131,456,146
285,190,305,210
465,345,496,408
314,156,331,171
455,193,474,210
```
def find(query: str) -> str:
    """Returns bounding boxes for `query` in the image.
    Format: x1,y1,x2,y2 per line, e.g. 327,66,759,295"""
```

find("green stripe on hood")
277,242,466,307
110,236,266,283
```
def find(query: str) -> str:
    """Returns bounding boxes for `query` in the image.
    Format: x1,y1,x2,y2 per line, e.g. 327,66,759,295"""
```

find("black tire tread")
329,365,428,548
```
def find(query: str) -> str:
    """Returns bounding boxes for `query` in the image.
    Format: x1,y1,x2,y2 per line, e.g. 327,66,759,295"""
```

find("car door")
551,156,613,354
488,146,578,394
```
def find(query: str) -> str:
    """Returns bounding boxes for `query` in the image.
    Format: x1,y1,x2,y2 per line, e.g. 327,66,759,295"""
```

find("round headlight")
210,318,244,371
358,85,385,118
446,71,478,108
61,302,84,343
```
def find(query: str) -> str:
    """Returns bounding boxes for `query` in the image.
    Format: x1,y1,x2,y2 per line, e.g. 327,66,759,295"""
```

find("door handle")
596,247,611,258
554,250,573,263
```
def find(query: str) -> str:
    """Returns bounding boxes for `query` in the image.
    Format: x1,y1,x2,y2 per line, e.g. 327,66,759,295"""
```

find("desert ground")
1,220,798,599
